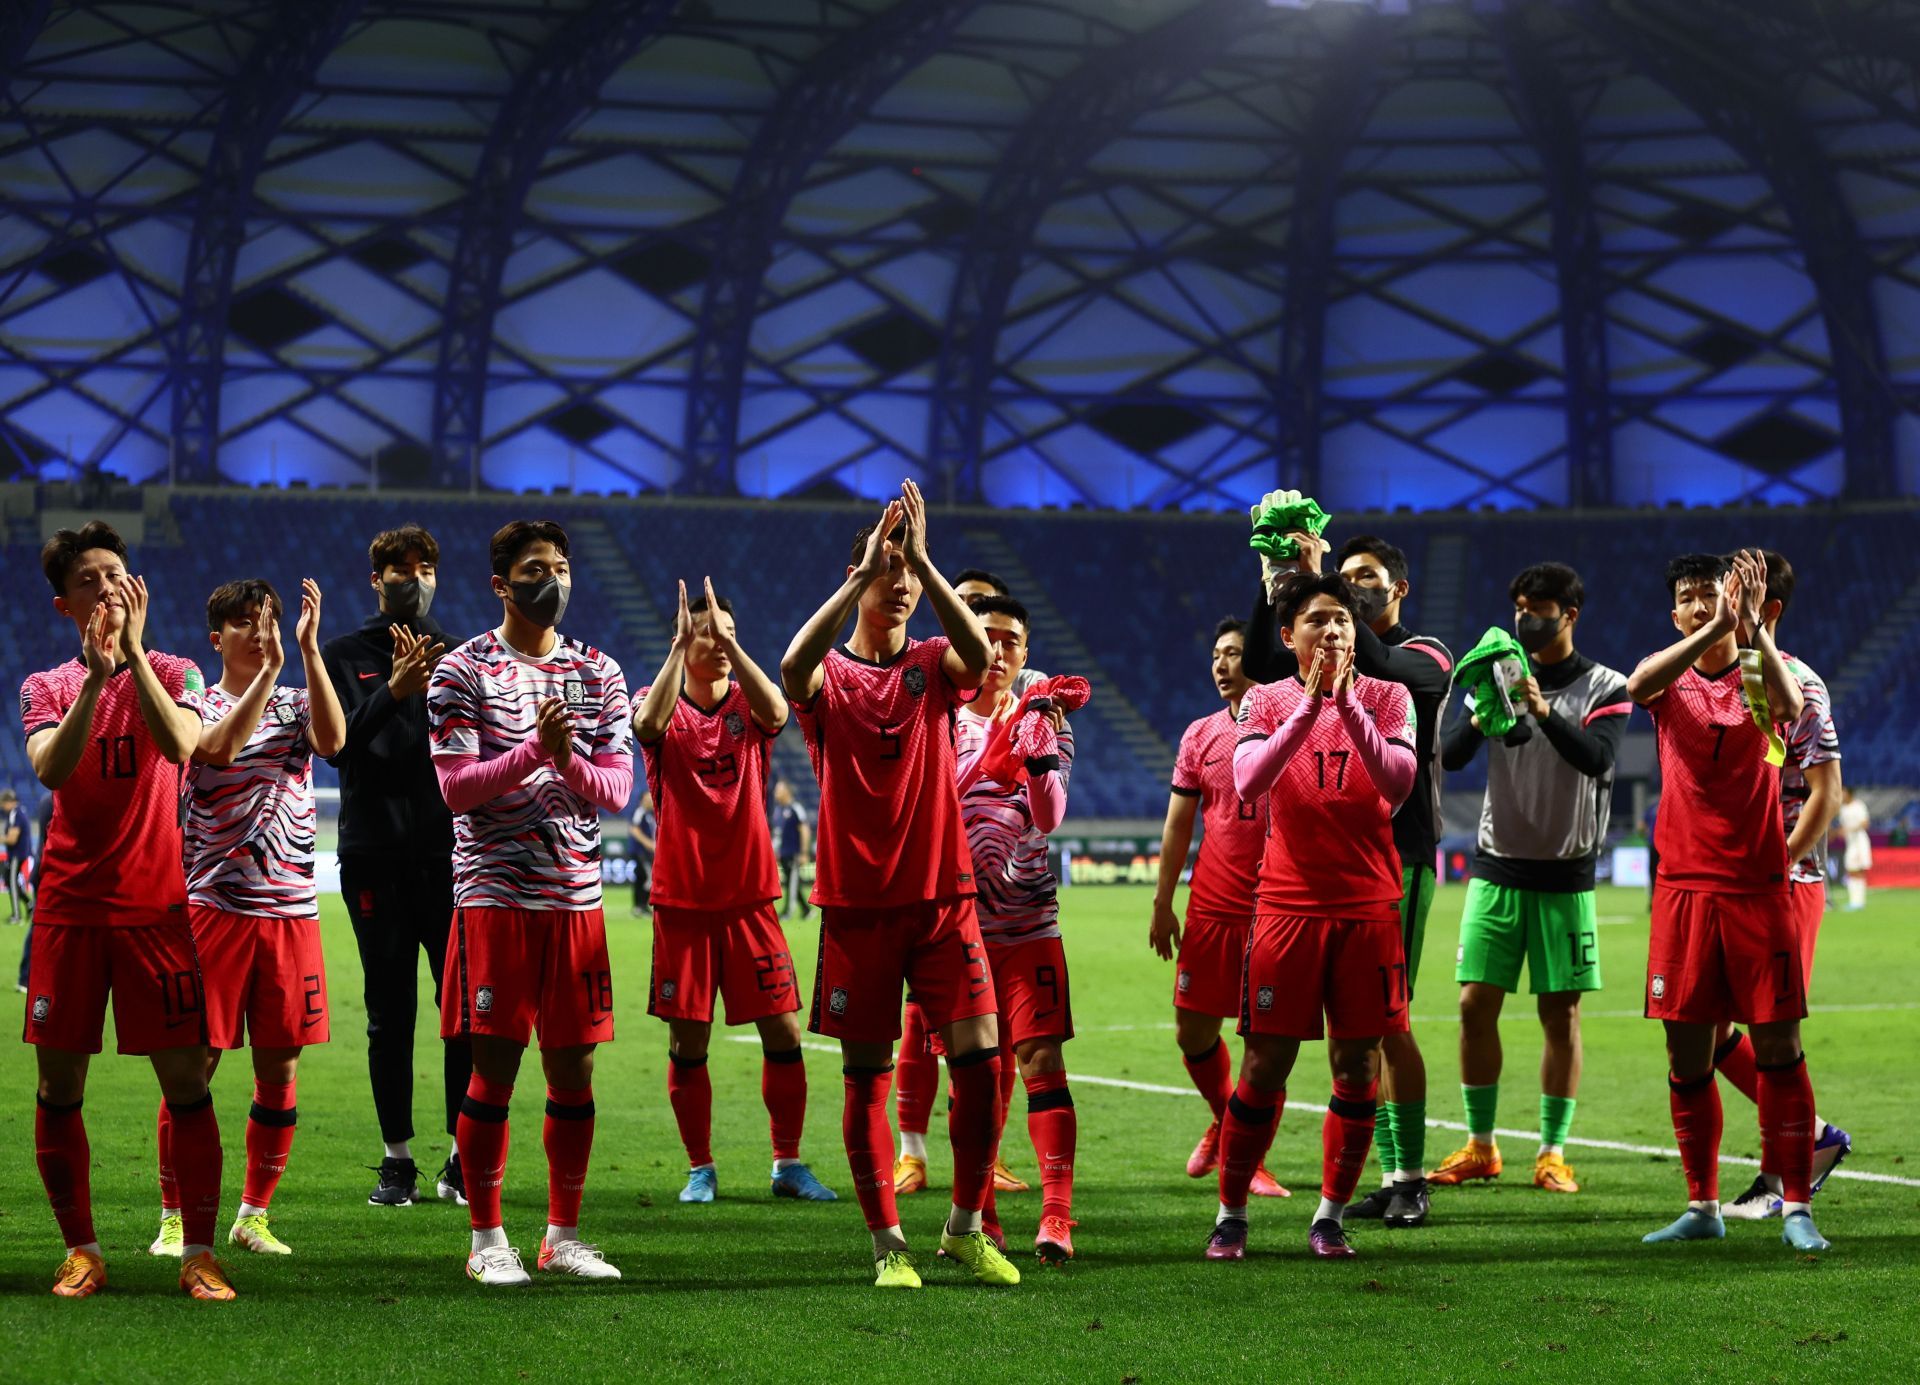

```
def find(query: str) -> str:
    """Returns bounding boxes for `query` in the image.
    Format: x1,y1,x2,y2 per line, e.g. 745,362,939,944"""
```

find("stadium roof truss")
1,0,1916,508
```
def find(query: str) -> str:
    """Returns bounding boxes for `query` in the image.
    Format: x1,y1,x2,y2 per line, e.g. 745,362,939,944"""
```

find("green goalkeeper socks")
1388,1100,1427,1176
1462,1083,1500,1144
1372,1101,1398,1175
1540,1094,1577,1151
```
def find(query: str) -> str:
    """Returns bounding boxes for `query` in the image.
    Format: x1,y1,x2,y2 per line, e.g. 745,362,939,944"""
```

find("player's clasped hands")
536,696,576,765
388,625,445,699
1303,643,1353,699
295,578,324,653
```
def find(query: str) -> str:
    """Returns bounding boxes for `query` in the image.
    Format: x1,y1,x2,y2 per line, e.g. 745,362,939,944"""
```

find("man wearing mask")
322,525,471,1209
1435,563,1630,1196
1247,515,1452,1230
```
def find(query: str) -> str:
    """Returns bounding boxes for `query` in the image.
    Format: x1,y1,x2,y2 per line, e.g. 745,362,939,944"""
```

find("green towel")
1247,496,1331,561
1455,626,1532,739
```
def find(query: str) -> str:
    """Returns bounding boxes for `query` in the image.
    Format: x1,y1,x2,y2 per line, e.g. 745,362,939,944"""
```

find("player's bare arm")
1787,758,1842,869
118,575,201,764
1625,573,1738,705
780,497,903,703
1733,550,1804,725
196,598,285,767
707,576,788,734
1150,790,1198,959
633,579,693,743
27,603,113,789
900,479,989,689
298,579,347,758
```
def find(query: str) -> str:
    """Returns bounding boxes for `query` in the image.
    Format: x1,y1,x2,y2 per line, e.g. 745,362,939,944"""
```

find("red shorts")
190,906,329,1050
1239,910,1410,1042
648,902,799,1026
1176,911,1251,1019
23,920,207,1055
442,906,613,1049
1791,881,1825,992
985,933,1073,1046
809,897,995,1045
1647,884,1805,1026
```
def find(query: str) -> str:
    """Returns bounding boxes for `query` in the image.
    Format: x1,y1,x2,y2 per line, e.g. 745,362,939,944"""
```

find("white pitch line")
1075,1000,1920,1031
728,1035,1920,1189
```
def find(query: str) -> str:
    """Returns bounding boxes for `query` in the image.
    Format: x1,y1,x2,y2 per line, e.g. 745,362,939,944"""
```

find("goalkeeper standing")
1431,562,1630,1195
1243,492,1451,1230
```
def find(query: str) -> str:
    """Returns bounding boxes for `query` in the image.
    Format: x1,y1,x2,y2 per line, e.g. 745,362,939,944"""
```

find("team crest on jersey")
1650,975,1666,1000
903,666,926,697
30,994,49,1024
272,701,297,726
1177,971,1192,993
1256,986,1274,1011
829,986,849,1016
725,711,745,738
563,678,586,705
476,985,494,1013
660,980,677,1001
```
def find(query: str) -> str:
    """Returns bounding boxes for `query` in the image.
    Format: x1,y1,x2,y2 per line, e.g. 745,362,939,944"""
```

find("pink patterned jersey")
955,705,1074,944
1780,653,1840,885
1171,706,1265,922
428,630,631,910
185,683,317,918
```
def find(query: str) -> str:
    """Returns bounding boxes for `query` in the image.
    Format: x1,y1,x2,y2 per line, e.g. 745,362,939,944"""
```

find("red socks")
156,1099,178,1212
243,1079,297,1210
1713,1029,1760,1105
166,1093,223,1248
998,1040,1018,1130
1024,1070,1076,1221
1183,1038,1233,1122
1668,1071,1723,1203
842,1065,898,1232
763,1046,807,1161
946,1046,1002,1215
894,1003,937,1138
457,1074,513,1231
1757,1055,1816,1203
543,1085,594,1229
1218,1076,1282,1208
36,1096,94,1249
667,1052,713,1167
1322,1079,1378,1204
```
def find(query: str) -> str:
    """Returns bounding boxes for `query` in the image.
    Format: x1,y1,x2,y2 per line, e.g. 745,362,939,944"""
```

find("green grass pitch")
1,883,1915,1383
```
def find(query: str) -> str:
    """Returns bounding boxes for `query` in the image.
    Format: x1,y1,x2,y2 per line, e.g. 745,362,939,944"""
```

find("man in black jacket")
322,523,472,1207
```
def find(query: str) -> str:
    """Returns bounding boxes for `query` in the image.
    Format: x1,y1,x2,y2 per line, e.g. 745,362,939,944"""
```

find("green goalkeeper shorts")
1397,864,1436,1001
1454,878,1602,995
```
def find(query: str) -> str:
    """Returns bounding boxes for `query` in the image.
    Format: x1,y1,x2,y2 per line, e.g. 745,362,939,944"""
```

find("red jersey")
1171,706,1265,921
1642,661,1788,894
1238,675,1411,916
637,682,781,911
20,652,203,927
794,637,975,909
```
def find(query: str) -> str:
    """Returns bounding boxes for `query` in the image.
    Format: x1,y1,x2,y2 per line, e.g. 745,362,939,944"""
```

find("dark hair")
1274,571,1358,628
1509,561,1585,613
689,591,734,617
953,568,1009,596
967,593,1029,632
206,578,283,631
369,524,440,572
849,515,907,565
490,520,570,578
1664,552,1728,601
1758,549,1795,616
41,520,128,595
1336,534,1408,587
1214,617,1247,641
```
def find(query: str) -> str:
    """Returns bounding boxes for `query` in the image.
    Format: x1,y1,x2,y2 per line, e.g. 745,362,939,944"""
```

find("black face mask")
509,576,569,629
1515,612,1562,653
381,578,434,621
1347,582,1390,626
